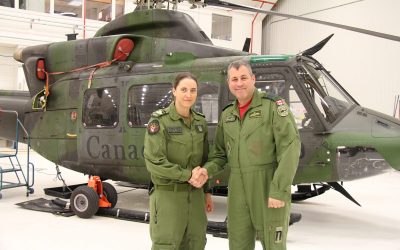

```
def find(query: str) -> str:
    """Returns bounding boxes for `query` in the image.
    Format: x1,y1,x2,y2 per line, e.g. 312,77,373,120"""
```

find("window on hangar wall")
1,0,126,21
211,13,232,41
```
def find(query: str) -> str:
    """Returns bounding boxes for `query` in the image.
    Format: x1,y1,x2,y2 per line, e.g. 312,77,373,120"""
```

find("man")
192,59,301,249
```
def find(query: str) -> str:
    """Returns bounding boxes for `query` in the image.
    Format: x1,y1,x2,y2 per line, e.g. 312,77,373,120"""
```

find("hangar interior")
0,0,400,249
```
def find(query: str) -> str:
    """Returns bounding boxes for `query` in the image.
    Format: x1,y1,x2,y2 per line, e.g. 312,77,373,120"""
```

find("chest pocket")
223,120,238,158
166,134,188,164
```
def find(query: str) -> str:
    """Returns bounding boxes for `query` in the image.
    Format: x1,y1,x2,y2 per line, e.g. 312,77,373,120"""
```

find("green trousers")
149,186,207,250
228,168,290,250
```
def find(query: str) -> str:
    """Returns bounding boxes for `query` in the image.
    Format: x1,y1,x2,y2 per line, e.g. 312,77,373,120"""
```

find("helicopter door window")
83,87,119,128
253,79,310,129
289,85,312,129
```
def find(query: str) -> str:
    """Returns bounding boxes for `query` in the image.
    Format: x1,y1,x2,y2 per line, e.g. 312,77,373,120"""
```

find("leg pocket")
152,243,175,250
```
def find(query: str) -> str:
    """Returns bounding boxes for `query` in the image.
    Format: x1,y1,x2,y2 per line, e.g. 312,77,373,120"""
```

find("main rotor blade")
206,1,400,42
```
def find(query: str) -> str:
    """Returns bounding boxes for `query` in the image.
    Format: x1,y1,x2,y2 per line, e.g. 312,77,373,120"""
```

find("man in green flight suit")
191,60,301,250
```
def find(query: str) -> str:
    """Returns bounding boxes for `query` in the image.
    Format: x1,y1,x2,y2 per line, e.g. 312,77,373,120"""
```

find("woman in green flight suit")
144,72,213,250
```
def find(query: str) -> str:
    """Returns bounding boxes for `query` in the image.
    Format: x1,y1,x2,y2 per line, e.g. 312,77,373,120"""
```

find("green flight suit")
204,90,301,250
144,102,209,250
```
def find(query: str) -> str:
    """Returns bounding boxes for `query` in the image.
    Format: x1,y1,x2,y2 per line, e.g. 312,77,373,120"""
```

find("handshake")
188,166,208,188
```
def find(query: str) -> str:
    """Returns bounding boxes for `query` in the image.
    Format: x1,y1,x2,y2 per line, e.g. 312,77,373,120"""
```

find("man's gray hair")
227,59,253,80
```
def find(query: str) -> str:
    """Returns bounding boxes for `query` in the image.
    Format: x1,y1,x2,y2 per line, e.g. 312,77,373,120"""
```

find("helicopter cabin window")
194,82,219,124
128,84,172,127
211,14,232,41
128,82,219,127
83,87,119,128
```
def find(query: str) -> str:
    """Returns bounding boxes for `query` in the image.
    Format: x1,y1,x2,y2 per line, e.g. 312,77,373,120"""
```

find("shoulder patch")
277,104,289,117
192,109,205,118
222,103,234,111
147,120,160,134
263,93,289,117
151,108,168,118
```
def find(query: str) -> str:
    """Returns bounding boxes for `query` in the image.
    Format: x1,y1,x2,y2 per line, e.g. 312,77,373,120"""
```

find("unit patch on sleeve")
277,104,289,117
147,120,160,135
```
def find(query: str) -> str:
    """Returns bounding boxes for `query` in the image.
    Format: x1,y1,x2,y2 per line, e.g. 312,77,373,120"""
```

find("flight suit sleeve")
144,118,192,182
202,123,212,192
201,122,209,166
204,119,227,178
269,102,301,202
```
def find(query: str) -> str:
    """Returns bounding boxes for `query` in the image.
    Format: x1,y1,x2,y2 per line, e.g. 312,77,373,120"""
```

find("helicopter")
0,1,400,218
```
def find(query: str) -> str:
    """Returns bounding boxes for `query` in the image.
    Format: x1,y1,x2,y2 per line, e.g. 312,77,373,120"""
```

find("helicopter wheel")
102,182,118,208
70,186,99,218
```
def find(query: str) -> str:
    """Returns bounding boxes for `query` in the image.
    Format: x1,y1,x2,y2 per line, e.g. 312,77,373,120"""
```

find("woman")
144,72,213,250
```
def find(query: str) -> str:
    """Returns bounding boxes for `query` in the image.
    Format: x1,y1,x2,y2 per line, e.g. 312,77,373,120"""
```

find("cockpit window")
83,87,119,128
298,62,355,124
128,82,219,127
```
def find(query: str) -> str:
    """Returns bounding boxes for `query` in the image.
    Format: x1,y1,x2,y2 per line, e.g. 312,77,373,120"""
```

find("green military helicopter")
0,1,399,219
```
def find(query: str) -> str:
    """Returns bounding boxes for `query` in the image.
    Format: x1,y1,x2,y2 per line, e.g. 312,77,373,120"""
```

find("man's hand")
188,167,208,188
267,197,285,208
205,193,214,213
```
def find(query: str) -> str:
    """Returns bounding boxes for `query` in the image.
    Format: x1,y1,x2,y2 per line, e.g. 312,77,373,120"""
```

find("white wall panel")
263,0,400,115
0,46,18,90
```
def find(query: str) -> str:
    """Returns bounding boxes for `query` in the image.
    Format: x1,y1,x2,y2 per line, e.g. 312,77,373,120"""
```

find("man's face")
227,65,255,105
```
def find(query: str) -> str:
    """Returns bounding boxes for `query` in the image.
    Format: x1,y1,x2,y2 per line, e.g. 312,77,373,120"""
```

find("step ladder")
0,110,34,199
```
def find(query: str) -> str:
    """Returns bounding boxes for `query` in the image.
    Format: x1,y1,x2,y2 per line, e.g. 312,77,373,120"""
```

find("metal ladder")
0,110,34,199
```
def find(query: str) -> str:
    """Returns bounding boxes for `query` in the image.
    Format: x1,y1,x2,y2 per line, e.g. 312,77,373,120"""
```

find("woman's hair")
173,72,198,89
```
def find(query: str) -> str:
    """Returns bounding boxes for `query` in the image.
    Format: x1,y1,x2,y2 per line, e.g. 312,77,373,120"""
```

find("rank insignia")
195,125,204,133
249,110,261,119
277,104,289,117
147,120,160,135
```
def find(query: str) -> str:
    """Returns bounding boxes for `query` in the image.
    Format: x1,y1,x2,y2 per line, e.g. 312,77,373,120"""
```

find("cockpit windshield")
297,61,355,124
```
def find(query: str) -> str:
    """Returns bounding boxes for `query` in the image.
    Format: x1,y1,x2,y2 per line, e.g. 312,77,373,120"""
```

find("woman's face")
173,77,198,110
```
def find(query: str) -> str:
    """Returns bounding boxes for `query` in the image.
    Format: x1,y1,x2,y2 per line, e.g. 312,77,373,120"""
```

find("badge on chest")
195,124,204,133
249,110,262,119
167,127,183,134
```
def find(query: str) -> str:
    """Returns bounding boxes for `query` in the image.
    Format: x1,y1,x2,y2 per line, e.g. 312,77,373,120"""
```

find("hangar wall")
0,3,263,92
263,0,400,116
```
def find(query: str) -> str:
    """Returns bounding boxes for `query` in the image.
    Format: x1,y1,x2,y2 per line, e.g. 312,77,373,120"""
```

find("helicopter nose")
371,118,400,138
367,111,400,171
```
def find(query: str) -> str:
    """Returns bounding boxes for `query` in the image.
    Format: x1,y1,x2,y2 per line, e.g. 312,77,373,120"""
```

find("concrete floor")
0,150,399,250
